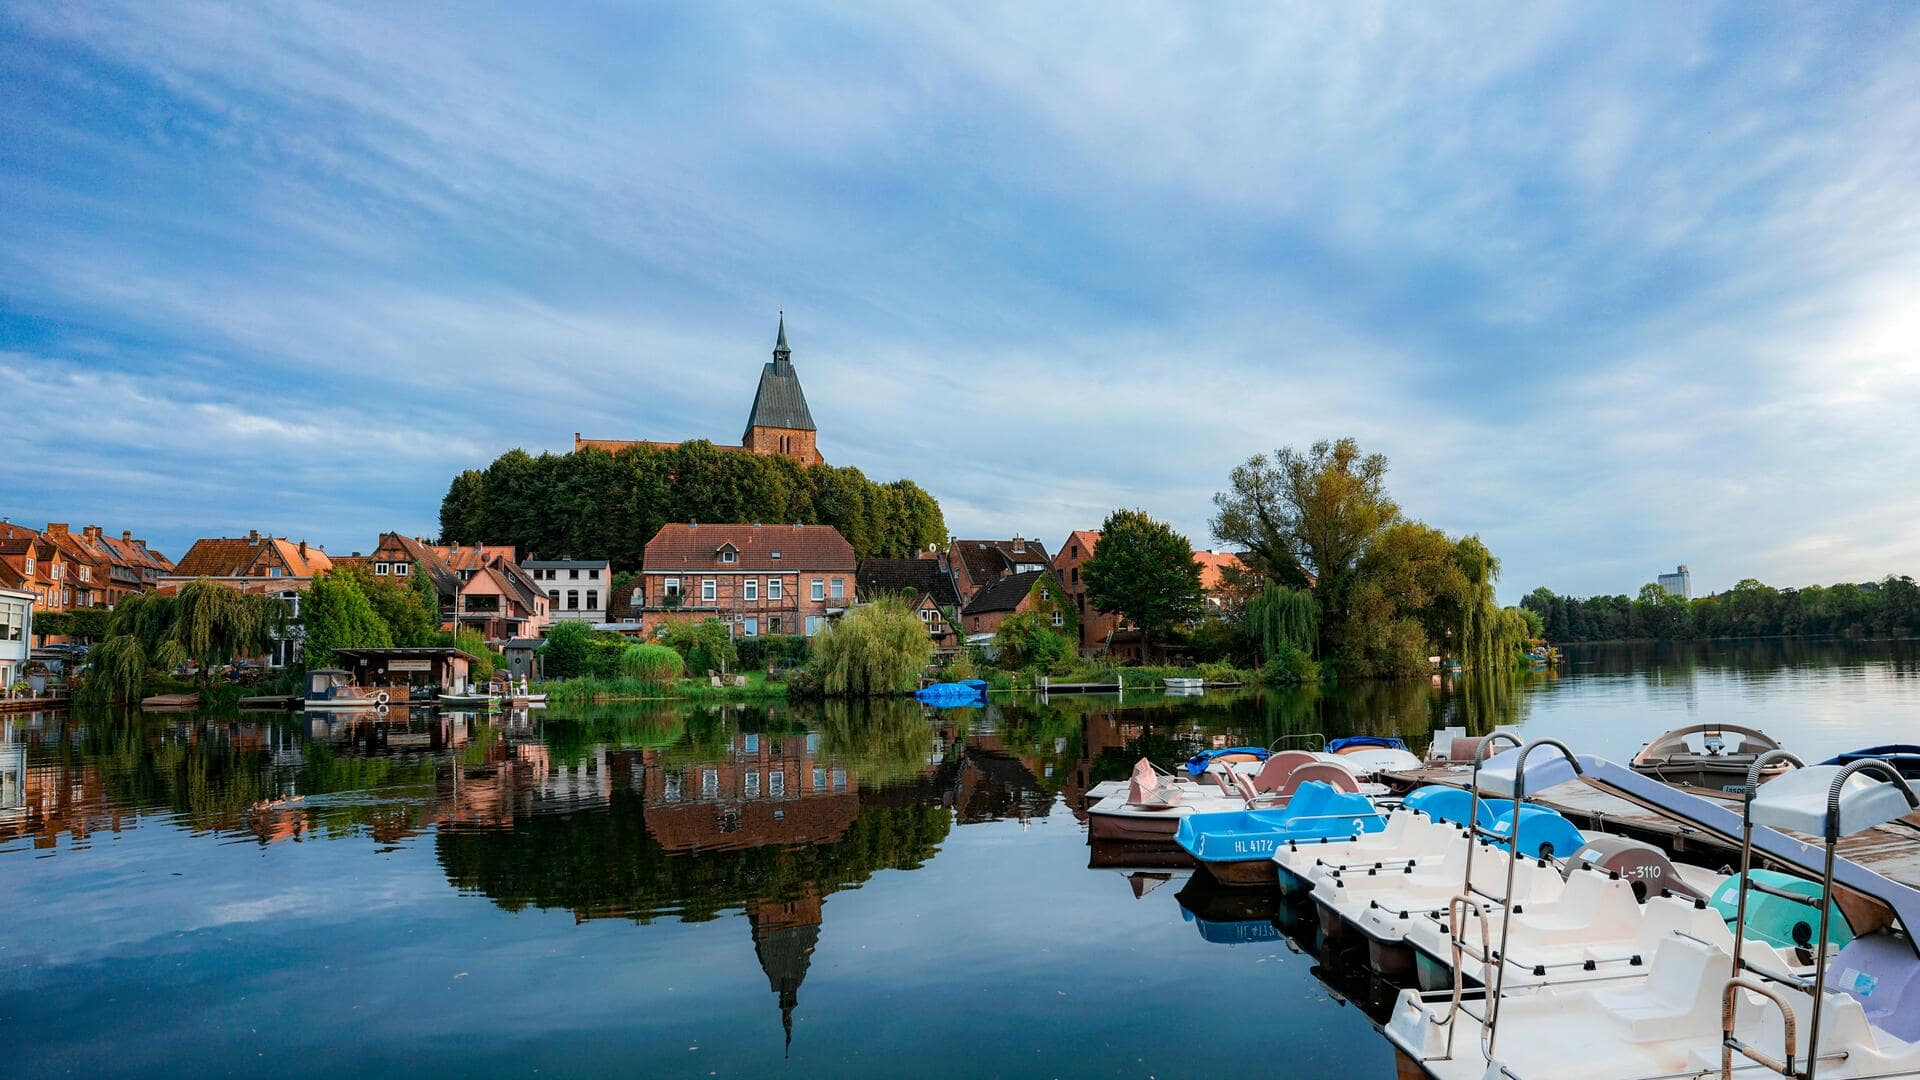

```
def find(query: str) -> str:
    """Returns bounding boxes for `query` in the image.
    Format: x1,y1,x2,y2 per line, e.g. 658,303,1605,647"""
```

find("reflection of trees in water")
811,697,940,790
1567,639,1920,684
434,792,951,923
538,702,688,765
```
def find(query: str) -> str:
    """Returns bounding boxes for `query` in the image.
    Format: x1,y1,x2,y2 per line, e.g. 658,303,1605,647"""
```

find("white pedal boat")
1386,931,1919,1079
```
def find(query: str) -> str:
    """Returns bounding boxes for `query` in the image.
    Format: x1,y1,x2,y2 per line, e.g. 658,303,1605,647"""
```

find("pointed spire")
773,310,791,366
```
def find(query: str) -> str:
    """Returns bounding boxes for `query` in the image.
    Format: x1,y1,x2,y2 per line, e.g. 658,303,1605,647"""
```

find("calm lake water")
3,640,1916,1078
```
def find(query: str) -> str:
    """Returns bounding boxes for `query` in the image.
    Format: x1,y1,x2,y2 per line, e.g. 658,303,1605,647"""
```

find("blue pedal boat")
1174,781,1386,886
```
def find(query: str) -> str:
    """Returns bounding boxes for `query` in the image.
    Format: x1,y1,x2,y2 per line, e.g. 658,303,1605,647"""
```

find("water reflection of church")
3,704,1091,1050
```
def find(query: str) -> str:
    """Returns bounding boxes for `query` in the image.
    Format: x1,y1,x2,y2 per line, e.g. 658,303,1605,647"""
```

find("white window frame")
396,562,409,576
830,577,844,601
719,548,738,564
744,579,758,601
745,771,761,799
805,615,821,636
1052,610,1064,628
744,617,758,636
701,768,719,798
811,579,825,601
701,579,717,603
768,578,782,601
375,562,389,575
664,577,681,596
769,771,785,797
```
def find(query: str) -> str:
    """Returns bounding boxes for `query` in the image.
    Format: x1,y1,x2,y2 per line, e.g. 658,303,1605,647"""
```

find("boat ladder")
1449,736,1587,1064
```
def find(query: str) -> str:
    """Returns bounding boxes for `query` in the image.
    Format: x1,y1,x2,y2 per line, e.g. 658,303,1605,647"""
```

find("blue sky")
4,3,1918,600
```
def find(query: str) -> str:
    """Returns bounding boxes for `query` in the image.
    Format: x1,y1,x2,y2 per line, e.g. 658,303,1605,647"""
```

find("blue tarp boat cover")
1326,735,1410,753
914,682,986,707
1184,746,1270,779
1173,782,1385,862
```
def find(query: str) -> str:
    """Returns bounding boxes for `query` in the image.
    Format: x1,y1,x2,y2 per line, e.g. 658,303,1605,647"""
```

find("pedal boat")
1174,779,1385,887
1388,753,1920,1078
1272,785,1496,899
1630,722,1790,794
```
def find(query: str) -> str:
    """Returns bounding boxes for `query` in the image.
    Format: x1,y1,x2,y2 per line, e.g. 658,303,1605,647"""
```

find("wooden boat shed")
332,647,483,697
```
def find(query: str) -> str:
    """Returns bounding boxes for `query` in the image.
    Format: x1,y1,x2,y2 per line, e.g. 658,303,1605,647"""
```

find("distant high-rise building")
1657,565,1692,599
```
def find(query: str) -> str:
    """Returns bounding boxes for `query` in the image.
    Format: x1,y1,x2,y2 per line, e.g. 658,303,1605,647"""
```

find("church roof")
744,315,816,433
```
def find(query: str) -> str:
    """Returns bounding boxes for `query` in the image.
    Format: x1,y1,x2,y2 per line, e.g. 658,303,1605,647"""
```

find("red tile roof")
173,534,333,578
1193,550,1248,593
644,523,855,573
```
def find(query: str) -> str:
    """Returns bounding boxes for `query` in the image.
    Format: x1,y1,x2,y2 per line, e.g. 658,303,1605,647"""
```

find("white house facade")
0,588,33,692
522,559,612,626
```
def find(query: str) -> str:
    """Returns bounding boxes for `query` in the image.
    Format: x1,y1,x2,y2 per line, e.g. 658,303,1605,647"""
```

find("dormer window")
717,544,739,564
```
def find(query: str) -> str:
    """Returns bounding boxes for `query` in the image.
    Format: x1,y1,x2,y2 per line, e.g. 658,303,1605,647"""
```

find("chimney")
248,529,261,543
299,540,308,557
46,523,68,537
122,530,132,542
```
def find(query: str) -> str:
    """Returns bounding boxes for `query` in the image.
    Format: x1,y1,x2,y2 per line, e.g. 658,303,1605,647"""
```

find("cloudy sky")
3,4,1917,600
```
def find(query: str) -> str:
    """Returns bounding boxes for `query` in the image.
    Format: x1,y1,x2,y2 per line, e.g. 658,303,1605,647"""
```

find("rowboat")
1630,722,1790,794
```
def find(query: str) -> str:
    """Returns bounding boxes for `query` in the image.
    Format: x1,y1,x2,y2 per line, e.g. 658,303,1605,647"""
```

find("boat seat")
1126,759,1184,810
1593,934,1727,1043
1248,750,1319,793
1512,867,1636,935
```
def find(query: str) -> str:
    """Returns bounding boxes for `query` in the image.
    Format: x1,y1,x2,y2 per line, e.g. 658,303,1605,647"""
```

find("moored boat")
1629,722,1789,794
1174,779,1385,887
304,669,390,711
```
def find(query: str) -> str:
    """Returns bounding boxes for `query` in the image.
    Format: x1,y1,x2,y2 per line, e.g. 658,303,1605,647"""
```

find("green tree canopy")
808,594,934,695
300,571,393,667
1082,508,1204,660
437,442,946,568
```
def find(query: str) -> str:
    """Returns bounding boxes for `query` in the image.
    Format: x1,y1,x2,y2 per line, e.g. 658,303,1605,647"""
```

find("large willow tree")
80,581,286,703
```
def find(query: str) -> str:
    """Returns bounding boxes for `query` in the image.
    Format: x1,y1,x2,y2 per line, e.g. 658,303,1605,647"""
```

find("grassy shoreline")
534,671,788,704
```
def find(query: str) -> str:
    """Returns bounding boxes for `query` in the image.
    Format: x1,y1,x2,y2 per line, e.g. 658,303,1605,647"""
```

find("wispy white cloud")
2,2,1918,597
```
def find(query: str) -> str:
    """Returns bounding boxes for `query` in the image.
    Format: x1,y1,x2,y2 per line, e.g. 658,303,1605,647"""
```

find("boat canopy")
1471,745,1579,797
1637,722,1779,760
1749,762,1920,838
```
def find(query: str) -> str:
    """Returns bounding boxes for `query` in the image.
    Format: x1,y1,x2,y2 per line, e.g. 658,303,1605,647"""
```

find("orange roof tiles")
644,523,855,573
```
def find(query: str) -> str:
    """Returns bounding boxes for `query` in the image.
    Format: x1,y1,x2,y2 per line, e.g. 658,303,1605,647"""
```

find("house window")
832,769,847,791
745,734,759,753
664,772,682,801
745,771,760,798
769,616,782,634
375,562,389,575
548,590,560,608
586,590,598,611
744,617,758,636
811,579,824,601
664,577,681,597
80,566,90,582
269,567,282,577
744,579,758,602
701,579,717,602
769,771,785,797
812,767,826,792
23,557,32,575
567,590,579,610
1071,568,1078,583
701,768,718,798
805,615,822,636
1052,610,1064,628
569,568,580,579
1040,586,1050,601
719,548,737,564
396,562,409,576
830,578,844,600
768,578,782,601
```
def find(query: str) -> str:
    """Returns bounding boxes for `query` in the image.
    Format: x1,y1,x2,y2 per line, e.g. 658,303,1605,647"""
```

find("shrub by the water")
618,643,684,687
662,618,739,676
736,634,810,670
808,595,934,696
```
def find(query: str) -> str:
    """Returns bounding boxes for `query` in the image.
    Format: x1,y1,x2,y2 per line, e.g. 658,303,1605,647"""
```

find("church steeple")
772,311,791,369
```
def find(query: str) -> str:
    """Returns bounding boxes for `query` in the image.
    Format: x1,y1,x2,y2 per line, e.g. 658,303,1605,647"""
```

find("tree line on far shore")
436,441,946,567
1523,576,1920,644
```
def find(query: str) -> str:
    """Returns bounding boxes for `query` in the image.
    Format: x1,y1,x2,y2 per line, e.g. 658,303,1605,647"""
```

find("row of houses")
3,512,1247,676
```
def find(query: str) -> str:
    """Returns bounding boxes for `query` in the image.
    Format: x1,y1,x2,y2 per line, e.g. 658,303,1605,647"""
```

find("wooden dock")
1382,762,1920,894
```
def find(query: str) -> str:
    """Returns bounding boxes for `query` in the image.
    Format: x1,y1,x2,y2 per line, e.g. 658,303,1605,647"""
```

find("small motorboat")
1183,745,1269,780
1629,722,1789,794
1162,676,1206,691
303,669,390,711
1823,744,1920,780
1321,735,1423,778
916,680,988,707
1174,779,1385,887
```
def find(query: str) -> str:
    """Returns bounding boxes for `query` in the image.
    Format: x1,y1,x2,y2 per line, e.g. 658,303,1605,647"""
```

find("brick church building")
574,313,823,466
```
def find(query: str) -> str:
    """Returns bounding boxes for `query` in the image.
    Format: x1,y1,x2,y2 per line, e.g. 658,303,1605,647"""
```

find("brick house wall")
639,523,855,640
